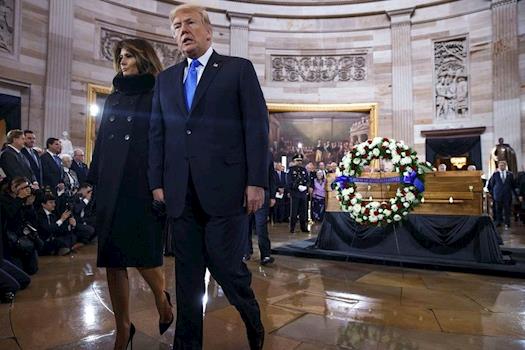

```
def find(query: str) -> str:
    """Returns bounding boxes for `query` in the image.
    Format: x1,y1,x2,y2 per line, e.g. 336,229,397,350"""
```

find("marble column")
43,0,74,140
227,12,252,59
388,9,414,146
492,0,522,167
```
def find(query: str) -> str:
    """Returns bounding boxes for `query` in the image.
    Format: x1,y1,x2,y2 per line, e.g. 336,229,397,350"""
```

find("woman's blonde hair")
112,38,163,76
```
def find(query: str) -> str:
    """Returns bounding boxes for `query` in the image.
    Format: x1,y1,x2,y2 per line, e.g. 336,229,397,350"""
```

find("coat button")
186,130,192,135
124,134,130,141
109,116,115,122
108,134,114,140
127,116,133,122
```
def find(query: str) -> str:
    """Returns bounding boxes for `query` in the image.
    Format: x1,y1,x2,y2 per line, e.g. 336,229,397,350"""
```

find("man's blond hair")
169,4,212,31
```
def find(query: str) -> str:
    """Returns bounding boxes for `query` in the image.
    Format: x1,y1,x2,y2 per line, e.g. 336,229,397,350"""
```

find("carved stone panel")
0,0,15,54
100,28,184,68
271,54,367,82
434,38,469,120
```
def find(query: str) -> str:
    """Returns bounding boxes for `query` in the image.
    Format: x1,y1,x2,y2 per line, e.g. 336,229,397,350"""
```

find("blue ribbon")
334,171,424,193
402,171,425,192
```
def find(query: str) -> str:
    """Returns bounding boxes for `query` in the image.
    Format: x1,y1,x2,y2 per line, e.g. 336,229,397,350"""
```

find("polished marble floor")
2,221,525,349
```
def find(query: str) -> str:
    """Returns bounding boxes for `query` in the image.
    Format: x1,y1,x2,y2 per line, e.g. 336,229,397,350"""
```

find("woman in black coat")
87,39,172,350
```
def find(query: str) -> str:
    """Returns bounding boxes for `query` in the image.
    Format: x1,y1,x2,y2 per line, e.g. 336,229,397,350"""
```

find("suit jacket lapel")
189,51,223,115
171,62,188,116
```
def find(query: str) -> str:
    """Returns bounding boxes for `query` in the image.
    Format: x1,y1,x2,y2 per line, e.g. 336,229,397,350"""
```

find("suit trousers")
245,193,271,259
494,200,512,226
171,176,263,350
290,195,308,231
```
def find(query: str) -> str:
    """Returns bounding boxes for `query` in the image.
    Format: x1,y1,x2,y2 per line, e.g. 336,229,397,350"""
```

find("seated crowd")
0,129,95,303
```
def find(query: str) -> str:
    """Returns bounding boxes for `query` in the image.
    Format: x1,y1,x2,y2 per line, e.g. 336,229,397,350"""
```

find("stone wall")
0,0,523,173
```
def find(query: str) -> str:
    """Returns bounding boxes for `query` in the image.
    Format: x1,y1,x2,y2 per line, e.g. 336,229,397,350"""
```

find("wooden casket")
326,171,483,216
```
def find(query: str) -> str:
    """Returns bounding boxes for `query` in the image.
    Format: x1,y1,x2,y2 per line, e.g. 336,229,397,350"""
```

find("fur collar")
113,73,155,94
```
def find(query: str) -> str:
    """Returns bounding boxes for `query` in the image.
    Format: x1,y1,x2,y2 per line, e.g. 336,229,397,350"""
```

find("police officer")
287,154,310,233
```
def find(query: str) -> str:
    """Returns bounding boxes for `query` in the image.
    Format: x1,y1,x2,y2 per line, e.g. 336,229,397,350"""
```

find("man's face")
49,141,61,154
319,162,325,170
498,162,507,171
74,151,84,163
42,200,56,212
172,10,212,59
12,135,25,150
24,133,36,148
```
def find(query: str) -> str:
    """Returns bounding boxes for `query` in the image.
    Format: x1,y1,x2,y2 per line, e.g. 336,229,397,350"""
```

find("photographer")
36,192,82,255
71,183,96,243
0,177,40,275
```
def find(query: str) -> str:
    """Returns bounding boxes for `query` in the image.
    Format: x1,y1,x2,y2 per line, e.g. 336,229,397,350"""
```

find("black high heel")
159,290,174,335
126,323,135,350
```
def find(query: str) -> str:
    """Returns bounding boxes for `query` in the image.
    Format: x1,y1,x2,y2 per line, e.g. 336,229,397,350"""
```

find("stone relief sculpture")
272,54,367,82
100,28,184,68
434,38,468,120
0,0,15,54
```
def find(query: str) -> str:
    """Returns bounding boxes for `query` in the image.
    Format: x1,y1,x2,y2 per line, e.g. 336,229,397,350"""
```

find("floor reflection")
1,222,525,349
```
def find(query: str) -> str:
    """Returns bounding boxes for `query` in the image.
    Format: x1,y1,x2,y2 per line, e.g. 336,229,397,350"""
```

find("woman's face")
119,48,139,76
316,172,323,180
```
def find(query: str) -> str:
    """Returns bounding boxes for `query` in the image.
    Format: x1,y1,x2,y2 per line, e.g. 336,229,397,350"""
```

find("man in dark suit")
21,130,43,185
488,160,523,229
40,138,64,194
288,154,310,233
71,149,89,185
273,162,289,223
0,129,36,183
149,5,268,349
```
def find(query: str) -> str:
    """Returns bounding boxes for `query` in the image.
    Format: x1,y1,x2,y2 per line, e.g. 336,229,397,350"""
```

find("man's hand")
153,188,165,202
245,186,264,214
57,183,65,192
61,210,72,221
68,217,77,227
270,198,276,208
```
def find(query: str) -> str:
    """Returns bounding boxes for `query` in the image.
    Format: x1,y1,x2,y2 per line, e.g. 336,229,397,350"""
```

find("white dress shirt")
183,46,214,85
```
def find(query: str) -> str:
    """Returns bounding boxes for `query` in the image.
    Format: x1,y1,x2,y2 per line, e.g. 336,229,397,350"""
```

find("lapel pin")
213,63,218,68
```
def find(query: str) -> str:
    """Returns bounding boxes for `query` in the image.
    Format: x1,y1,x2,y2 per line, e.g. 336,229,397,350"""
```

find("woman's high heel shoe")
159,291,174,335
126,323,135,350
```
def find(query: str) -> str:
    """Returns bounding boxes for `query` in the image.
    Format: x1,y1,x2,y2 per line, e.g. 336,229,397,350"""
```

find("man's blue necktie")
184,59,202,110
53,155,61,168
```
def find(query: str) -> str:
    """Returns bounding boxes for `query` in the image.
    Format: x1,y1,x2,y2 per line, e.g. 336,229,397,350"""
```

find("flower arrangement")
333,137,434,226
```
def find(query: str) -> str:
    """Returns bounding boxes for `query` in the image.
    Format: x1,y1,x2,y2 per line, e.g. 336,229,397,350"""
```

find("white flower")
349,170,355,176
392,155,401,164
350,198,358,205
404,187,410,193
353,204,362,213
372,137,382,145
406,192,416,202
383,209,391,216
378,214,384,220
369,216,378,223
394,214,402,221
403,202,410,208
387,219,393,223
382,141,390,147
355,151,361,156
355,217,363,223
353,158,360,165
372,148,381,157
370,201,380,208
391,204,398,212
356,193,363,200
349,187,355,193
403,211,408,216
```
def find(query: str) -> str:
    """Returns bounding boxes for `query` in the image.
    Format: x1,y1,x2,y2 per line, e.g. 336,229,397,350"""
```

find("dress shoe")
159,291,174,335
0,292,14,304
260,256,275,266
247,328,264,350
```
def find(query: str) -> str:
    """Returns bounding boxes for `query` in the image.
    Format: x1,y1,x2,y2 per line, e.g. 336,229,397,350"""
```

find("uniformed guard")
287,154,310,233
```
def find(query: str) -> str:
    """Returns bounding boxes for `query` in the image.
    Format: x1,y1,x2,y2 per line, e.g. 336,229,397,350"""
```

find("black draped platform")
316,213,504,264
272,213,525,277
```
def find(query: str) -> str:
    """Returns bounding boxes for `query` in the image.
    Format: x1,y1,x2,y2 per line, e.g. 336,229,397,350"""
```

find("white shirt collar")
47,150,57,157
186,46,214,70
43,208,52,216
8,144,20,154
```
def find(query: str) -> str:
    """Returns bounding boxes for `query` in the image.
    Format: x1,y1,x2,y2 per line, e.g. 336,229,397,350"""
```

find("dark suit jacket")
71,161,88,185
36,209,69,242
41,152,63,192
0,146,36,182
488,171,518,202
149,51,269,218
21,148,43,185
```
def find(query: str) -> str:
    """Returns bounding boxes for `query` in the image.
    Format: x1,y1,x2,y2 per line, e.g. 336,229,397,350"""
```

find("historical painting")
434,37,469,121
268,104,377,167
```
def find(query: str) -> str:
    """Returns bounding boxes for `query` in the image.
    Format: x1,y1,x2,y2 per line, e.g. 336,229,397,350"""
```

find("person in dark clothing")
0,177,39,275
40,138,64,194
272,162,288,223
72,183,96,238
245,151,277,265
0,183,31,303
488,160,523,229
21,130,43,186
288,154,310,233
36,193,76,256
0,130,37,184
87,38,172,350
71,149,89,186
